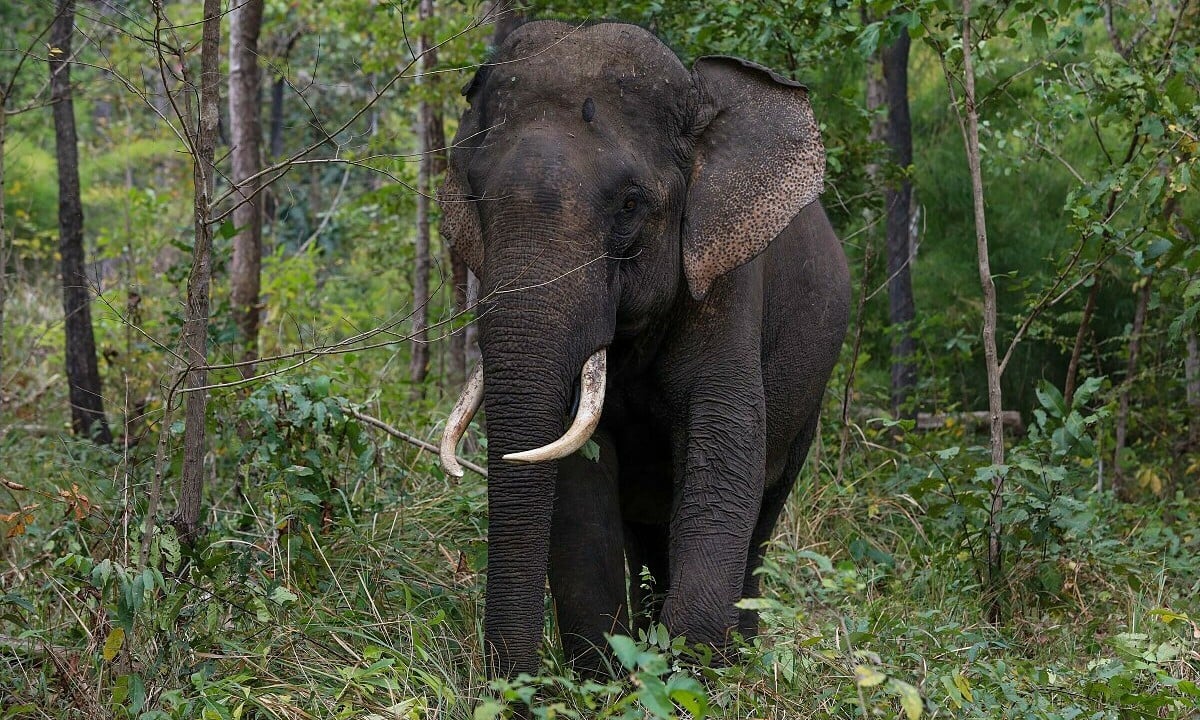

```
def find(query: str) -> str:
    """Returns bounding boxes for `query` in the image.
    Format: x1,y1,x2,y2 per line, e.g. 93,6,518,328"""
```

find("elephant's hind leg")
737,416,819,639
549,431,628,677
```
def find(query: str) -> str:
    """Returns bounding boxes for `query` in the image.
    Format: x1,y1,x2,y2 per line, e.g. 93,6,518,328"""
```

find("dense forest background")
1,0,1198,718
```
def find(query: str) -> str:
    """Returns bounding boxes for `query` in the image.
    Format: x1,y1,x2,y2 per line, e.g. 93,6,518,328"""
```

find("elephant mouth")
439,348,607,477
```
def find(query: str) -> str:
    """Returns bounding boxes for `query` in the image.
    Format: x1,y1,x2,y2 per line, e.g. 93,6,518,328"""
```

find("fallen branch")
347,408,487,478
854,407,1025,435
916,410,1024,435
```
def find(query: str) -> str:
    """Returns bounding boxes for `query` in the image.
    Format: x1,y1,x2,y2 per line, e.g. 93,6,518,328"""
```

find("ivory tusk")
439,363,485,478
503,349,607,464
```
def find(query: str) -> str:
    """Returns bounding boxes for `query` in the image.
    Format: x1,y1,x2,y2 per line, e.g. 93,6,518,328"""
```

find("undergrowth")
2,364,1198,719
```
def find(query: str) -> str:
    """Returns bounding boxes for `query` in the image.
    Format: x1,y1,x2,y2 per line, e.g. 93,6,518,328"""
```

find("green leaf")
1035,381,1067,417
472,701,505,720
855,665,887,688
269,586,298,605
103,627,125,662
579,439,601,462
734,597,782,611
667,674,709,719
889,678,923,720
637,673,674,719
1031,15,1047,45
608,634,640,671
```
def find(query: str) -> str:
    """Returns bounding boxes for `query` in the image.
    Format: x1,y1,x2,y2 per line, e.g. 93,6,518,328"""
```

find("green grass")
1,281,1198,719
3,393,1198,718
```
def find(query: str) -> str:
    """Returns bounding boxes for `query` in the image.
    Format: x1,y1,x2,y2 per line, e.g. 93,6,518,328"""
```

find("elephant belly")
759,201,852,484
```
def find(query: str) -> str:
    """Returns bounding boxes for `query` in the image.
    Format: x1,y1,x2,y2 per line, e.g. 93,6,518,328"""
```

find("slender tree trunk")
1187,331,1200,450
410,0,436,398
175,0,222,543
268,77,284,160
466,271,481,369
883,29,917,417
958,0,1006,621
1113,279,1151,499
51,0,112,445
1,109,9,392
489,0,524,46
448,256,470,386
229,0,264,375
1063,279,1100,408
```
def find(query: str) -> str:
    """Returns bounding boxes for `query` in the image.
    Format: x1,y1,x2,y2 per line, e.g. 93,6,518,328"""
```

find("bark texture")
1113,279,1152,498
229,0,265,374
409,0,436,398
883,29,917,416
176,0,222,542
1063,279,1099,408
51,0,112,444
1187,332,1200,450
958,0,1006,621
1,107,8,390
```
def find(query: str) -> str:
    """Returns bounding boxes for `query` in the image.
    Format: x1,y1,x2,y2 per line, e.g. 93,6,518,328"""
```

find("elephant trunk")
440,351,606,477
477,301,608,676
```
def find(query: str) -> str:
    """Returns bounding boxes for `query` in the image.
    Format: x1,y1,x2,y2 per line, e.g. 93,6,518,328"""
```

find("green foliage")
238,374,375,531
3,0,1200,717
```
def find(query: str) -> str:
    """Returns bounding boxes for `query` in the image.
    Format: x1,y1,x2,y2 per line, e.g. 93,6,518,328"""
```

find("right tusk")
440,363,485,478
503,348,607,464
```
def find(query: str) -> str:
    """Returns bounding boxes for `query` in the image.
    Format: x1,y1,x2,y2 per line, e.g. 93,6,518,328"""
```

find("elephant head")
437,20,825,676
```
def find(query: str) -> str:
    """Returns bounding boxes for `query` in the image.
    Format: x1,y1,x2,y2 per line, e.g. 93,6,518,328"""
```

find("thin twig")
347,408,487,478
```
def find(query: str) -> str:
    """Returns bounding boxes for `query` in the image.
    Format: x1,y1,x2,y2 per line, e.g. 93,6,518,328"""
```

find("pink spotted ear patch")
682,57,825,300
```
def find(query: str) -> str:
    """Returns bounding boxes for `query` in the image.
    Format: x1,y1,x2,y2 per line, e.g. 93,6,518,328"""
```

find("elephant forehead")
488,22,690,119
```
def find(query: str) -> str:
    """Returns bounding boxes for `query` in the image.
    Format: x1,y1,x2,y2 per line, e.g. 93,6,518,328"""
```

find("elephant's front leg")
660,384,767,650
549,430,628,676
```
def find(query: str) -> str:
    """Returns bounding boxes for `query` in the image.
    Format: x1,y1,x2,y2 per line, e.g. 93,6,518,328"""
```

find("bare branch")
348,408,488,478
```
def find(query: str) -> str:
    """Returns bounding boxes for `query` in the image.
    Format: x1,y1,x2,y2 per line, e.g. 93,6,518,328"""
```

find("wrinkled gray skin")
439,20,850,678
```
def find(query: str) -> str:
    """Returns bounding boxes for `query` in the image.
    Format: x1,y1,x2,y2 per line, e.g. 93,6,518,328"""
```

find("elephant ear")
437,71,489,274
682,56,826,300
438,159,484,274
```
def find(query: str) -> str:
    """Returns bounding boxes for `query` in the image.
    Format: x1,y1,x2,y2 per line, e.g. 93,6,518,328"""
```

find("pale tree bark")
883,29,917,417
1113,278,1151,499
51,0,112,444
956,0,1006,622
229,0,264,375
409,0,436,398
175,0,222,543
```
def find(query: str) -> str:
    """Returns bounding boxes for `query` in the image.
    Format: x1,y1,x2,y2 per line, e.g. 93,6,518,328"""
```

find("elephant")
436,19,851,679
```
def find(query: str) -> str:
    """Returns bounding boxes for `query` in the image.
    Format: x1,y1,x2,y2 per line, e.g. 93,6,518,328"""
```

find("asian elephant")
437,20,850,679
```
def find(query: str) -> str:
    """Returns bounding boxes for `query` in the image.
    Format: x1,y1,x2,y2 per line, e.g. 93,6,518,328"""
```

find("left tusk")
503,349,607,464
440,363,485,478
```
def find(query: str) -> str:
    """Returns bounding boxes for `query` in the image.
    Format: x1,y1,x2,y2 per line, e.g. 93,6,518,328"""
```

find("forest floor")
1,281,1199,719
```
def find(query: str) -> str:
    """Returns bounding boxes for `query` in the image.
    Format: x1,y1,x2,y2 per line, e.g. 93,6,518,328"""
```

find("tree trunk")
883,29,917,417
1187,331,1200,451
490,0,524,46
1,108,9,392
958,0,1006,622
448,254,470,386
409,0,436,399
268,76,284,160
51,0,112,445
176,0,222,543
1063,279,1099,408
229,0,264,375
1113,278,1152,499
466,270,481,369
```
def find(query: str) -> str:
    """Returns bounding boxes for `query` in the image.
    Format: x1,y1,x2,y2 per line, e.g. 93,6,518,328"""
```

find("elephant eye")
623,197,638,211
